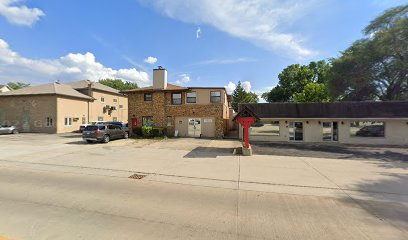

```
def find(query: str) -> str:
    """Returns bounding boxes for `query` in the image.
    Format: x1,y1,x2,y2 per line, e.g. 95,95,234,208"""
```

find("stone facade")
128,91,229,138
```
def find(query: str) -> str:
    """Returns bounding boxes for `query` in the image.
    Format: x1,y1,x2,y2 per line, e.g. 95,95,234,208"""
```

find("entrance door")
188,118,201,137
289,122,303,141
322,121,339,141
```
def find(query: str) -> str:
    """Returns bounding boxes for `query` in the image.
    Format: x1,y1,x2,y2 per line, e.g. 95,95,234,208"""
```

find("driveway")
0,133,407,239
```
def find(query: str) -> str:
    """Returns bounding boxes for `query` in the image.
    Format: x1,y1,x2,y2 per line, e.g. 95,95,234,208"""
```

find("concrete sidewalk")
0,134,407,239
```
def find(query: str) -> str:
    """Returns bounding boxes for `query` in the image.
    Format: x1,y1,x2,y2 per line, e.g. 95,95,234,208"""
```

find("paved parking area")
0,133,407,239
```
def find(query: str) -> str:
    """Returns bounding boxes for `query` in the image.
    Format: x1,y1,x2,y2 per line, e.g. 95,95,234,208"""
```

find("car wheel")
124,132,129,139
102,135,110,143
12,129,19,134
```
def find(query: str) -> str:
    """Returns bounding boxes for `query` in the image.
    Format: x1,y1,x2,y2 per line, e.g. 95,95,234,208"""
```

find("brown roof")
124,83,189,93
66,80,121,94
0,82,92,100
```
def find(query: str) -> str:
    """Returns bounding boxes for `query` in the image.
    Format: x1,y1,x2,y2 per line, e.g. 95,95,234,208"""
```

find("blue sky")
0,0,406,97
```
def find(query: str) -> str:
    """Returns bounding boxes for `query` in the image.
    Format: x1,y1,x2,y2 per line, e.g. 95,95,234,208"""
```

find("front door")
322,121,339,141
188,118,201,137
289,122,303,141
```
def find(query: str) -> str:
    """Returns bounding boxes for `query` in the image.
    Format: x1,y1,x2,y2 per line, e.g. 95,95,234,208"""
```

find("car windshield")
84,125,105,131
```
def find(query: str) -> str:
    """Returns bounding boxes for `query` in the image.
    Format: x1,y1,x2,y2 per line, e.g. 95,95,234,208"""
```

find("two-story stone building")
126,67,231,138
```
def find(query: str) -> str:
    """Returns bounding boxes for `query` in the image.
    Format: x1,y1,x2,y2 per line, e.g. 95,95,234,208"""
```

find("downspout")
87,81,93,123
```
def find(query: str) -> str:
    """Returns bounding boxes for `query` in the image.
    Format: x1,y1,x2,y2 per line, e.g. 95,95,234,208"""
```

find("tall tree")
231,81,259,112
99,79,139,91
7,82,30,90
262,60,331,102
293,83,330,102
328,5,408,101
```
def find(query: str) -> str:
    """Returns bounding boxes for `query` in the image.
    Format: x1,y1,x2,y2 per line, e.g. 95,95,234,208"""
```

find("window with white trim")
186,92,197,103
64,118,72,126
46,117,53,127
210,91,221,103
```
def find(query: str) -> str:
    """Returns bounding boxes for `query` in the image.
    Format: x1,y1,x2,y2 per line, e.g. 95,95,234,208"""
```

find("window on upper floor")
172,93,182,105
113,98,118,103
101,97,105,103
186,92,197,103
210,91,221,103
144,93,152,102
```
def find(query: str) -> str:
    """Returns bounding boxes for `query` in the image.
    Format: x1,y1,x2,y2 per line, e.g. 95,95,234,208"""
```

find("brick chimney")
153,66,167,89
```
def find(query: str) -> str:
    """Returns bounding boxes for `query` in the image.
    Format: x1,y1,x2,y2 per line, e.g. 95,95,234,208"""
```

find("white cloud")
241,81,252,92
224,81,236,94
144,56,158,64
0,38,150,86
190,57,257,66
253,85,275,103
0,0,44,26
196,27,201,39
140,0,318,58
174,73,191,85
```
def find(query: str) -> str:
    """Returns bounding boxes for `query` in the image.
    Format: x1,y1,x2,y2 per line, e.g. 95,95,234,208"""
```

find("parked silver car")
82,124,128,143
0,125,19,134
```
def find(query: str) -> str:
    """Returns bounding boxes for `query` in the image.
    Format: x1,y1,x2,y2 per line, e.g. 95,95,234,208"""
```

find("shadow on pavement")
58,133,83,139
251,142,408,162
339,173,408,231
183,147,235,158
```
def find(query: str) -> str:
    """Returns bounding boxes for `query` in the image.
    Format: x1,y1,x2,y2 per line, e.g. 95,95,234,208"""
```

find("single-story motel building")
239,101,408,145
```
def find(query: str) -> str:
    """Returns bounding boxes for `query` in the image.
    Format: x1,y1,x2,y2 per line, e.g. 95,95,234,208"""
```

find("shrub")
132,127,142,136
141,126,153,137
152,127,165,137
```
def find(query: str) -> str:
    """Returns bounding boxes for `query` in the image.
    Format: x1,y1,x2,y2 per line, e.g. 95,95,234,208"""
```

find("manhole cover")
129,174,146,180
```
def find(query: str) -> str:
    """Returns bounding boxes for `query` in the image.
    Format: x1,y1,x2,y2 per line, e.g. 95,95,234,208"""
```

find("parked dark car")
356,125,385,137
106,122,129,133
82,124,128,143
0,125,19,134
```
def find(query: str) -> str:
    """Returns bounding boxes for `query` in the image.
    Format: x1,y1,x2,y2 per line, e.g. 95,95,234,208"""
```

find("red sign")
131,118,138,128
236,117,256,149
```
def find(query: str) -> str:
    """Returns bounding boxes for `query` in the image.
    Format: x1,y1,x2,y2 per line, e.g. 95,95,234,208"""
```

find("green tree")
231,81,259,112
7,82,30,90
99,79,138,91
328,5,408,101
293,83,330,102
262,60,331,102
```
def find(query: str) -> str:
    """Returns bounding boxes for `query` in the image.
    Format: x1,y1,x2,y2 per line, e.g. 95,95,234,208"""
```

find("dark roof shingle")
240,102,408,119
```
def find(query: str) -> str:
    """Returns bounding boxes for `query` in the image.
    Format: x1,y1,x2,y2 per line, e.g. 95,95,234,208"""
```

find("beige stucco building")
239,102,408,146
126,67,231,138
0,80,128,133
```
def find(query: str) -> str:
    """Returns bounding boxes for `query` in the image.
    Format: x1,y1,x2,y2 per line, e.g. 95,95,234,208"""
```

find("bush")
152,127,165,137
141,126,153,137
132,127,142,136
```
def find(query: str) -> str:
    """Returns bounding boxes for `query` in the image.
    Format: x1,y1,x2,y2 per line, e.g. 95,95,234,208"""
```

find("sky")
0,0,406,99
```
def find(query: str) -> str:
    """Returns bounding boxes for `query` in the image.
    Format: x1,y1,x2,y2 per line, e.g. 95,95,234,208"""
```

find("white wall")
247,119,408,145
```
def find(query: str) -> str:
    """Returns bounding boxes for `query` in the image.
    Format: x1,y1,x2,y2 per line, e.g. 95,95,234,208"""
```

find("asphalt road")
0,134,407,239
0,166,406,240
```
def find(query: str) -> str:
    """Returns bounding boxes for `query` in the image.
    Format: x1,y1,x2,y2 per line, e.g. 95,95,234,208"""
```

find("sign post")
233,106,259,156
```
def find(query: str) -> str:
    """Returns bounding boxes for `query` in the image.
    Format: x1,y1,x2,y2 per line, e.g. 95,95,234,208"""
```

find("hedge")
135,126,166,138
